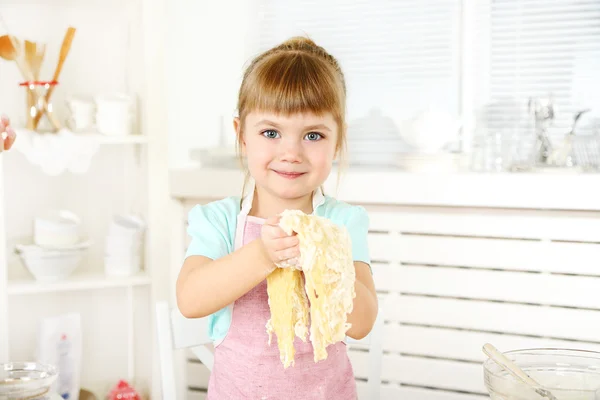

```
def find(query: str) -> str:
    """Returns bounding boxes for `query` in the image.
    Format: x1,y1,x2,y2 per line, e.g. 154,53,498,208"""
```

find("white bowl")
34,210,82,247
0,361,58,398
17,247,85,282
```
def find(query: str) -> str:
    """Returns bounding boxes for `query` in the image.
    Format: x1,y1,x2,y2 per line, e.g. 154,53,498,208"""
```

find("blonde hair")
236,36,348,198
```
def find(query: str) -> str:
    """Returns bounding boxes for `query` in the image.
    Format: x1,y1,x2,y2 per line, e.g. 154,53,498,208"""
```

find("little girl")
176,36,378,400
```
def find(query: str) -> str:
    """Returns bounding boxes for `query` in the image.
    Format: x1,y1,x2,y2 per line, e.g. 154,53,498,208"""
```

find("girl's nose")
278,138,303,163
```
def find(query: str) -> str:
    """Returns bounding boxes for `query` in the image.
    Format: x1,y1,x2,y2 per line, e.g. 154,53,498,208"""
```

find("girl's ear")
234,117,246,155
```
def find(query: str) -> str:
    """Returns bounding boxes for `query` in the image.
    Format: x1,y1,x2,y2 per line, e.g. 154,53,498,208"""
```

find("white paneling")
369,234,600,275
175,183,600,398
366,207,600,242
350,350,486,394
374,263,600,309
357,382,488,400
381,294,600,342
381,323,600,362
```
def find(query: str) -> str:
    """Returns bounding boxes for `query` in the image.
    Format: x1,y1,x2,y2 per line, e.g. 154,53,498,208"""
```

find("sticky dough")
265,210,356,368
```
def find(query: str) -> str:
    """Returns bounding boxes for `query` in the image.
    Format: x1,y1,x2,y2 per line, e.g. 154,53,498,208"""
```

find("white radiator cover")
170,168,600,400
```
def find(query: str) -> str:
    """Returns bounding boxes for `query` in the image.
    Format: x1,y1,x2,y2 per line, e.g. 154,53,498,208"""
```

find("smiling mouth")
273,170,306,179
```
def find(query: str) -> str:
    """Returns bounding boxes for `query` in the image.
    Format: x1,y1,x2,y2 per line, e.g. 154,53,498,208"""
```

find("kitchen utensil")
483,344,558,400
0,34,16,60
24,40,45,80
32,27,76,129
0,15,61,131
548,109,591,167
528,96,555,165
484,347,600,400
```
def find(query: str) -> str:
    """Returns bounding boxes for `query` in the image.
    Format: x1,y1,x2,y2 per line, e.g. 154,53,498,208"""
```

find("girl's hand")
0,116,16,151
261,215,300,268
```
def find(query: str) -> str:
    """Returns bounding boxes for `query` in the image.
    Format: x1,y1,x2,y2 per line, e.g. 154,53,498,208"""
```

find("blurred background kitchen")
0,0,599,399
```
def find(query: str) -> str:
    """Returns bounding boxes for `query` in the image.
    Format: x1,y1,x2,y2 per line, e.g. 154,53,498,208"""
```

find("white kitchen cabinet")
169,167,600,400
0,0,170,398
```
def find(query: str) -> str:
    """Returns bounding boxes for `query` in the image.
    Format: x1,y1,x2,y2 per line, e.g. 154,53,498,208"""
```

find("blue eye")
262,129,280,139
305,132,323,141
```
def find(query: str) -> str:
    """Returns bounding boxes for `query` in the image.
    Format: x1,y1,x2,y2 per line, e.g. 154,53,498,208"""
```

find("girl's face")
235,111,338,204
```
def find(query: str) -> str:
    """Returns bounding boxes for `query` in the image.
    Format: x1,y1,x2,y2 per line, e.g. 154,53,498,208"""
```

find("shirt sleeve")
184,202,231,261
343,205,371,265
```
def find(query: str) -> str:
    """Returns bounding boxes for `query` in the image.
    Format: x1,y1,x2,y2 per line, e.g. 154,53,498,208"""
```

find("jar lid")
107,380,141,399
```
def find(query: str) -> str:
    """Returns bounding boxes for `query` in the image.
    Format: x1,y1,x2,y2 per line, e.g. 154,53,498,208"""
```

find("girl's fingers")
274,245,300,262
275,235,299,249
4,126,15,150
263,223,291,239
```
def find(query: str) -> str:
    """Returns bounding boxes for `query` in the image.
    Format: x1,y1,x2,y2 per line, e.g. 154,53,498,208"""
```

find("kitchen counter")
169,166,600,211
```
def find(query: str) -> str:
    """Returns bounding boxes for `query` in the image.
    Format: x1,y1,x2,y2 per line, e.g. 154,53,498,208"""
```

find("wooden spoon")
483,344,558,400
33,26,76,129
24,40,38,79
0,34,18,61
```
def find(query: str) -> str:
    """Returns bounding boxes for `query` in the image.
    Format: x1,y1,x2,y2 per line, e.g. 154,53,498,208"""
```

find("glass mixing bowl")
484,348,600,400
0,362,57,400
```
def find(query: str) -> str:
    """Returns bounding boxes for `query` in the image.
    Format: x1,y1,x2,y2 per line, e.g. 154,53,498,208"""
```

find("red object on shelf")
107,380,141,400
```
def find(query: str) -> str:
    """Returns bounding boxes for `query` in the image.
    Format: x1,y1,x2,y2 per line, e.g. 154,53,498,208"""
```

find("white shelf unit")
7,272,152,296
0,0,170,399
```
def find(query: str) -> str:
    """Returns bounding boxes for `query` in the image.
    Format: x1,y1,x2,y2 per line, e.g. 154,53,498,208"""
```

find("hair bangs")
240,52,344,120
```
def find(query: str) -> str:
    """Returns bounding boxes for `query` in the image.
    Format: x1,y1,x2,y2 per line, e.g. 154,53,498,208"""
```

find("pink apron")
206,187,357,400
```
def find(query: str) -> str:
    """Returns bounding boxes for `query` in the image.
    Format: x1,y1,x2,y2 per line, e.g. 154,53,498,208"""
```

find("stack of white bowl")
104,215,145,277
17,210,90,282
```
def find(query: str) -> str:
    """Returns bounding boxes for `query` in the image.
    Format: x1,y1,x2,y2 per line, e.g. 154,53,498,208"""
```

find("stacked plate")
104,215,145,277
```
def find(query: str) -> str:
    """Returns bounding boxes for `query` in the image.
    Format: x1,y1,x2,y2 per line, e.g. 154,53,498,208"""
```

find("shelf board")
13,128,148,144
8,272,152,295
83,133,148,144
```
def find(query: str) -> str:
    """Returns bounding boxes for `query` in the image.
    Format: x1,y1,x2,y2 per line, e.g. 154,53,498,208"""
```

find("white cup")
95,93,133,136
66,96,96,131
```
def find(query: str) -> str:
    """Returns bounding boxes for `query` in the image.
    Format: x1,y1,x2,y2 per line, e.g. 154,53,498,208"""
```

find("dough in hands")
265,209,356,368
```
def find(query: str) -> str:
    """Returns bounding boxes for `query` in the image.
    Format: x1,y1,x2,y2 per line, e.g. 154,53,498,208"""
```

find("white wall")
165,0,260,169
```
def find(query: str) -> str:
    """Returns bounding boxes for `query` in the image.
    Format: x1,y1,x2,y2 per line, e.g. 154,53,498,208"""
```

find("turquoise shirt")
184,195,371,343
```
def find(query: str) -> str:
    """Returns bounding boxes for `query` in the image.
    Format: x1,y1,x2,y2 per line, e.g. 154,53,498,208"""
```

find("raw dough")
266,210,356,368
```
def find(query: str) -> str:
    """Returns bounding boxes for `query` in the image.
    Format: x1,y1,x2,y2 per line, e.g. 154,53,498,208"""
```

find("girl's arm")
346,261,379,340
176,216,299,319
176,239,274,318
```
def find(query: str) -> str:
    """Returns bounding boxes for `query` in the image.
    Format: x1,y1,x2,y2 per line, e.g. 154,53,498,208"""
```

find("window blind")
255,0,463,165
473,0,600,139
